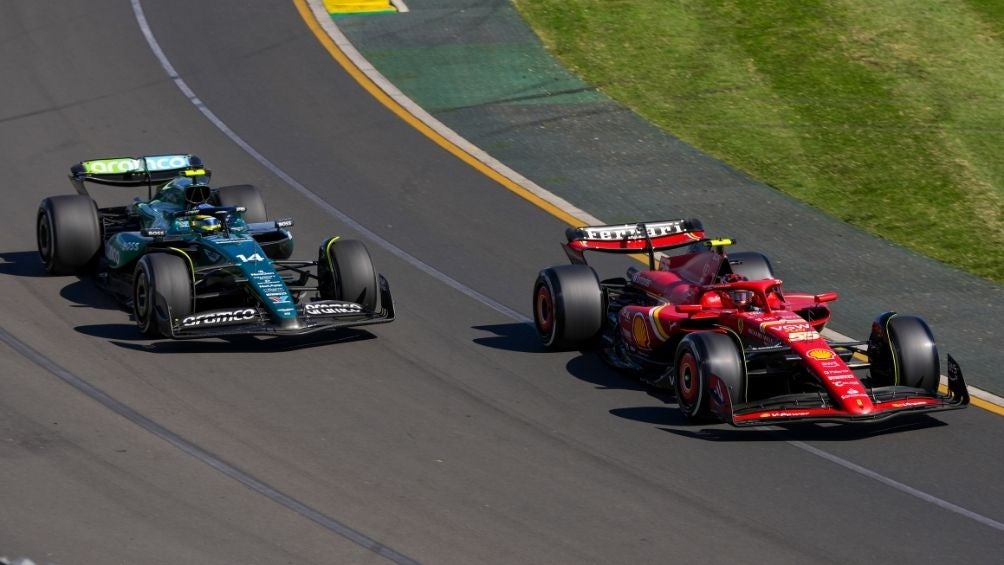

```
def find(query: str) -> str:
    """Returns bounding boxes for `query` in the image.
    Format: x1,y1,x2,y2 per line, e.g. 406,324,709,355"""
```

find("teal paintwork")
103,185,296,323
199,235,297,323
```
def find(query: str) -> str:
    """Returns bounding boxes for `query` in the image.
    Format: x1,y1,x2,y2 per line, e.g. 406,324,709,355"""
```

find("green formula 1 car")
36,154,394,338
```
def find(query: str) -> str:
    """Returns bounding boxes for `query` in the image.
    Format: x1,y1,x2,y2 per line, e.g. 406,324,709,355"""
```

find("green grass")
512,0,1004,282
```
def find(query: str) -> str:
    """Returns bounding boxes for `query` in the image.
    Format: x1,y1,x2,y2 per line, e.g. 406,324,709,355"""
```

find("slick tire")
216,184,267,223
728,251,775,281
867,313,940,394
675,332,745,423
318,238,378,311
533,265,603,350
37,195,102,275
134,253,193,338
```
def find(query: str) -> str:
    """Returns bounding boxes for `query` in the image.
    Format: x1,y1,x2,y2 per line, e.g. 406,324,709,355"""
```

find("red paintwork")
551,219,967,426
612,250,931,422
567,230,704,254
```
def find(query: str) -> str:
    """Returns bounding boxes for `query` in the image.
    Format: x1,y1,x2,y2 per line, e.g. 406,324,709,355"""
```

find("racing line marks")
301,0,1004,415
94,0,999,551
0,324,421,564
297,0,1004,532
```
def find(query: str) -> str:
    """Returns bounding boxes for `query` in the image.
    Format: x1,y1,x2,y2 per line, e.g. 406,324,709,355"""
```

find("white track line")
308,0,1004,411
127,0,1004,534
302,0,1004,532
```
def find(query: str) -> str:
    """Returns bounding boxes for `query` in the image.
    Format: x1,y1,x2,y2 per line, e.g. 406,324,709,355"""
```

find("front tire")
867,313,939,394
133,253,193,337
532,265,603,350
318,238,378,311
675,332,746,423
37,195,102,275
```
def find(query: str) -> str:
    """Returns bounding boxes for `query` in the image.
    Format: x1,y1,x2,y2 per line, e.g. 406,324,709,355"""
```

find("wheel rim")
677,351,700,412
535,284,554,336
37,213,52,263
134,271,152,329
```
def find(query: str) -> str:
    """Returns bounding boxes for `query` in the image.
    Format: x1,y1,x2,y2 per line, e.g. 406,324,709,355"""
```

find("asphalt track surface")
0,1,1001,564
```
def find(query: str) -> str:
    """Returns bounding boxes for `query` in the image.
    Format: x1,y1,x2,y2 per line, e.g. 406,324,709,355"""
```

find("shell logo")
632,315,650,349
807,349,835,360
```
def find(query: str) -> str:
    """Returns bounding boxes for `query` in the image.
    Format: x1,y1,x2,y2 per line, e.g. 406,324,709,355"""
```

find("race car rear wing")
563,219,709,267
69,154,208,199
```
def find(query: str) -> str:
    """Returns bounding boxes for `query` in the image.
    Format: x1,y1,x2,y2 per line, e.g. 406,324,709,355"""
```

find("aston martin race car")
37,154,393,338
532,219,969,426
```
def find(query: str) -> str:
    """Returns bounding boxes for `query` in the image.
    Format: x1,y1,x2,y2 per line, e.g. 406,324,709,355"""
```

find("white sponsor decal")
143,155,189,171
582,221,685,240
828,380,857,388
181,308,256,328
84,155,189,174
840,387,868,399
305,302,363,316
236,252,266,263
789,330,821,341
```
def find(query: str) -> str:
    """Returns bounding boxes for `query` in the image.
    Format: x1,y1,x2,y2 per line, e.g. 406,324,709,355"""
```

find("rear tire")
216,184,267,223
133,253,193,337
532,265,603,350
728,251,775,281
867,313,939,394
318,238,378,311
37,195,102,275
675,332,745,423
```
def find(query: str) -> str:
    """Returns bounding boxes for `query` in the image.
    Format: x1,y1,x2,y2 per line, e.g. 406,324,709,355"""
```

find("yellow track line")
293,0,584,229
294,0,1004,417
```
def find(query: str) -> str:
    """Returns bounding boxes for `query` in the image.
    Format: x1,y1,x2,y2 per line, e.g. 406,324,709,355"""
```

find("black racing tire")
318,238,378,311
37,195,102,275
867,313,940,394
532,265,603,350
133,253,193,337
728,251,775,281
675,332,746,423
215,184,267,223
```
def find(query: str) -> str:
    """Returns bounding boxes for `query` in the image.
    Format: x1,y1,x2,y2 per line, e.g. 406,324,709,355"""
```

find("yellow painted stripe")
323,0,393,14
971,396,1004,416
293,0,584,228
294,0,1004,417
938,384,1004,416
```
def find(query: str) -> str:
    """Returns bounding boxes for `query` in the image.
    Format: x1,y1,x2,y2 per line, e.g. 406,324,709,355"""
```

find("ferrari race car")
36,154,393,339
532,219,970,426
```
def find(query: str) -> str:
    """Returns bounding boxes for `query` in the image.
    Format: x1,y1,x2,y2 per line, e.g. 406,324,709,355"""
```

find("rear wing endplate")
562,219,707,267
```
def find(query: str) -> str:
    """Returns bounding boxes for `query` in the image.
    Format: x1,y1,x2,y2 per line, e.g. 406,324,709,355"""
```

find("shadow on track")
1,250,122,311
0,250,48,277
60,278,124,311
471,322,949,439
0,249,373,352
80,325,376,354
471,322,549,353
656,415,947,442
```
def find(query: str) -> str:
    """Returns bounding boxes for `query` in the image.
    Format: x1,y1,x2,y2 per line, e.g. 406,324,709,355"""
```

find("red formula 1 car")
532,219,970,426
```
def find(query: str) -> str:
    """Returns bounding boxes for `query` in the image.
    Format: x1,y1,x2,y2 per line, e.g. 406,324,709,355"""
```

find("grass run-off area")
513,0,1004,283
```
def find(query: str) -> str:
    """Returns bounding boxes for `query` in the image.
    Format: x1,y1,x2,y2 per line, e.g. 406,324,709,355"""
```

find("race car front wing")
712,355,970,427
167,277,395,339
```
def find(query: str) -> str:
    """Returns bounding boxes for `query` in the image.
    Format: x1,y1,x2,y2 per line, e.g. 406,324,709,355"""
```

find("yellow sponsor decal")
807,348,835,360
632,314,650,349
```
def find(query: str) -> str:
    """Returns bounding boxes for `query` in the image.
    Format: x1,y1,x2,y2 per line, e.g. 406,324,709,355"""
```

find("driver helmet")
191,214,222,234
728,289,753,309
